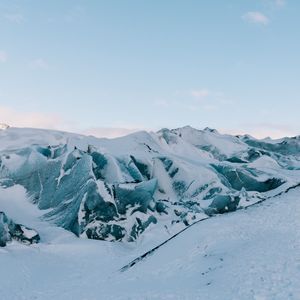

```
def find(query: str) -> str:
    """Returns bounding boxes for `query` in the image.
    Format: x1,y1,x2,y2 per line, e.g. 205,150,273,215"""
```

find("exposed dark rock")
0,212,40,247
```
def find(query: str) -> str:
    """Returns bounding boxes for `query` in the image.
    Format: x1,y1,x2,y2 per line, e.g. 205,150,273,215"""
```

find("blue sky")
0,0,299,138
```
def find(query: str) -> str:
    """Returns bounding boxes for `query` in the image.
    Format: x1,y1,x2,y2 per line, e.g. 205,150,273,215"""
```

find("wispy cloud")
190,89,210,100
0,51,8,63
221,123,298,139
242,11,270,25
4,13,25,24
0,105,71,130
29,58,49,70
0,105,144,138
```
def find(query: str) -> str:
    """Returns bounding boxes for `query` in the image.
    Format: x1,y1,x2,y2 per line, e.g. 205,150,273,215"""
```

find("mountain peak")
203,127,218,134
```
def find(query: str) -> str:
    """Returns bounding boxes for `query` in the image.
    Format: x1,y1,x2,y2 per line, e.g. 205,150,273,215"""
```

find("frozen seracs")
0,126,299,243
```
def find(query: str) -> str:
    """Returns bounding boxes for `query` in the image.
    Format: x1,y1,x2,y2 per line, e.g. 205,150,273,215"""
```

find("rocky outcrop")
0,212,40,247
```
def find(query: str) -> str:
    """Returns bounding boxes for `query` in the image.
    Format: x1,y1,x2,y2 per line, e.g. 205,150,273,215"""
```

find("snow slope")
0,185,299,299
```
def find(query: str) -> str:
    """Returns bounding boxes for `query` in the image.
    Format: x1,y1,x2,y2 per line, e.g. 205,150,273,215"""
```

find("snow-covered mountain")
1,125,300,299
1,125,299,246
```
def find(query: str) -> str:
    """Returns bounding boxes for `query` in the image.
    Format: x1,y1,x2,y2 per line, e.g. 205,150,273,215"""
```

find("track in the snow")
119,183,300,272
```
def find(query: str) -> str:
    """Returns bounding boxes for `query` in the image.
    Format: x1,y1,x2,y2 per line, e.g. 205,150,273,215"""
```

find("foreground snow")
0,185,299,300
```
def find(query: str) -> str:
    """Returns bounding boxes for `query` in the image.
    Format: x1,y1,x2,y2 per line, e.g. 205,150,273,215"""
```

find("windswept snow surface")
0,185,299,299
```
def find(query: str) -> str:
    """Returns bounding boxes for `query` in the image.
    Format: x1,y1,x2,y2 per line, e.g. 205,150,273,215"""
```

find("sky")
0,0,299,138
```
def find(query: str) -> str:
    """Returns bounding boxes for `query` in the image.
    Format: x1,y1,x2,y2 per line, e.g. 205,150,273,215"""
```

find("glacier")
0,125,299,299
0,170,299,300
0,125,299,244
